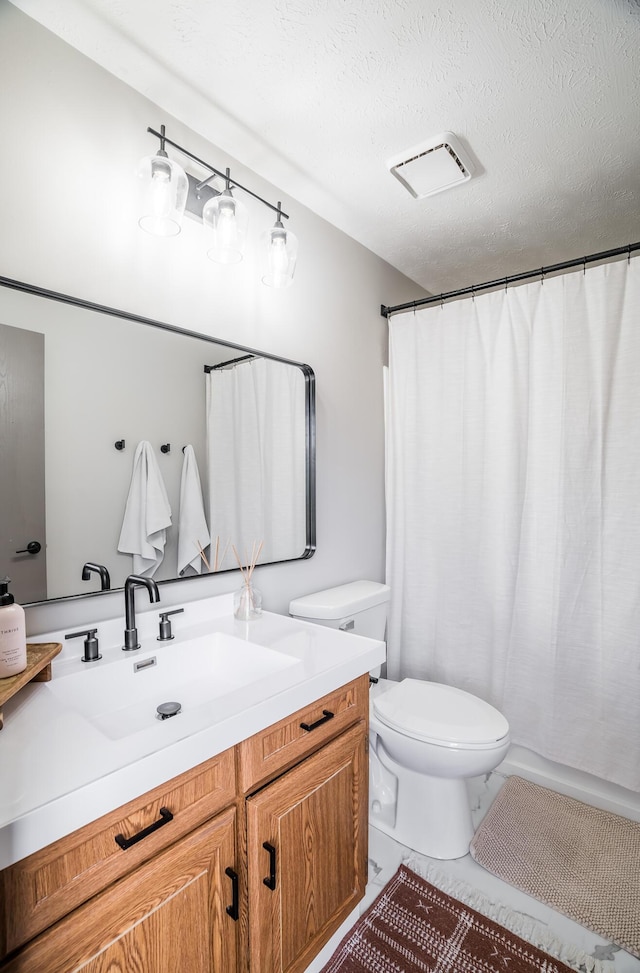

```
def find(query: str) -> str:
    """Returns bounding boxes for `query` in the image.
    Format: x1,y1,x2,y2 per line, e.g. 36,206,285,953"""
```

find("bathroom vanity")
0,595,384,972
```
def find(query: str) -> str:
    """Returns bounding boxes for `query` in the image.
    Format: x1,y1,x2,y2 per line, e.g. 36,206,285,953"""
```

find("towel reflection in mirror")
177,445,210,575
117,441,172,577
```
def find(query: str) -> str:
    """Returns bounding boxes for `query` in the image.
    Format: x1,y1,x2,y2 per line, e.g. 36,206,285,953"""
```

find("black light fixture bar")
147,126,290,220
380,241,640,318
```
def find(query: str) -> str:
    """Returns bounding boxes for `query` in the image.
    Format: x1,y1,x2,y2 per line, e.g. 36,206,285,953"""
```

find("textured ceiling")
9,0,640,294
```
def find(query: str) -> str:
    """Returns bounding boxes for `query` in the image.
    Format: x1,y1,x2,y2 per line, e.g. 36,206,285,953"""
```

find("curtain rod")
204,354,257,372
380,241,640,319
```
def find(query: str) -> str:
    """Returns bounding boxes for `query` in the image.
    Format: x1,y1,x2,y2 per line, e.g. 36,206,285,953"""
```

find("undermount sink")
46,632,301,740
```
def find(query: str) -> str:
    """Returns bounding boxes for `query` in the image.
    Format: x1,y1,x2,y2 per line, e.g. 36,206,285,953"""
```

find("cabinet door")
2,807,239,973
247,722,367,973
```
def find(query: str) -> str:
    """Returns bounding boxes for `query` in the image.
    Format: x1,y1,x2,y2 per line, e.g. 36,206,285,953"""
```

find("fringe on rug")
404,854,616,973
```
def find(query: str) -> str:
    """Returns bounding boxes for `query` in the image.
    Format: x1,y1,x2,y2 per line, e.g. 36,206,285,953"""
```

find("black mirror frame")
0,274,316,606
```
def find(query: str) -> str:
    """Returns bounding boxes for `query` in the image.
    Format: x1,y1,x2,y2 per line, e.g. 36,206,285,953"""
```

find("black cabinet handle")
114,807,173,850
225,867,239,920
300,709,334,732
15,540,41,555
263,841,276,890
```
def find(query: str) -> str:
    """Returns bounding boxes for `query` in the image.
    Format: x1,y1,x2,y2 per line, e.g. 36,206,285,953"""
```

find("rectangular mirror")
0,277,315,606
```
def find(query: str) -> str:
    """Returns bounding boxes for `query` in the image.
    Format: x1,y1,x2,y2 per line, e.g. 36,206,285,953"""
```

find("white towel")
118,441,172,577
178,445,210,575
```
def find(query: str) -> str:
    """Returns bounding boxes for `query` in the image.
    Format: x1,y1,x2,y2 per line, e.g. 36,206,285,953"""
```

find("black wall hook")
160,443,171,454
115,440,125,451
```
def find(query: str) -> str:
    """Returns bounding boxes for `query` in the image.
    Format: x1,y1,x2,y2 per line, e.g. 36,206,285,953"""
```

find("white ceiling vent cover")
387,132,474,199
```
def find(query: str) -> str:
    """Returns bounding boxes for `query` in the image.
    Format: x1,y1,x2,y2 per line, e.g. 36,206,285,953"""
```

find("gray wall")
0,3,425,634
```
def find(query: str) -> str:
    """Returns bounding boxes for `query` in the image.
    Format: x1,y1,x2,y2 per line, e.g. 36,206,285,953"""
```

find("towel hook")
160,443,171,454
115,439,125,451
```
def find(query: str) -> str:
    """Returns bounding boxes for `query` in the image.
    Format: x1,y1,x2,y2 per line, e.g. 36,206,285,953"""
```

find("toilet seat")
372,678,509,750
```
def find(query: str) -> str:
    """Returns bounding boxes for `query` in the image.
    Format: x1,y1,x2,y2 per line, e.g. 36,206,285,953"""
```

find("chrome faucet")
123,575,160,651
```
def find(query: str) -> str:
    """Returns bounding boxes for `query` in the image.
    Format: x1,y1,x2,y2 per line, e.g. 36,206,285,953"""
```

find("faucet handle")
65,628,102,663
157,609,185,642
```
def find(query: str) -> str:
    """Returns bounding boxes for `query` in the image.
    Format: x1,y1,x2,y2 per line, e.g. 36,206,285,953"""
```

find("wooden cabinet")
0,675,369,973
0,747,237,957
237,676,369,794
246,722,367,973
1,808,239,973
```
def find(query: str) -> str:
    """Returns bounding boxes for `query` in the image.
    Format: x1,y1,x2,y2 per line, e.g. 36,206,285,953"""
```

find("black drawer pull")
300,709,334,732
225,867,239,920
114,807,173,850
263,841,276,890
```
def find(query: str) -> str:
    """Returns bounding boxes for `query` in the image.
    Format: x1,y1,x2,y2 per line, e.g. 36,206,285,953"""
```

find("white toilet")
289,580,510,860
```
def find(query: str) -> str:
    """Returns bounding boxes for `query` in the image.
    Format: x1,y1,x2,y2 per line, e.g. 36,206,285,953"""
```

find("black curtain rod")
204,354,257,372
380,241,640,319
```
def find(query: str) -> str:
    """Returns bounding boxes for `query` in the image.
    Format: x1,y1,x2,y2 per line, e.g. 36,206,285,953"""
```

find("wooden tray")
0,642,62,730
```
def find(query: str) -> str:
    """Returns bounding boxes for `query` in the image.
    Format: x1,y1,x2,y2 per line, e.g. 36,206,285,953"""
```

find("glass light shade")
202,189,248,264
261,221,298,288
137,153,188,237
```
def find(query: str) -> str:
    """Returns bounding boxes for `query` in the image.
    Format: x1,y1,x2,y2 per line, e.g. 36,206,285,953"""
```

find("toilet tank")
289,580,390,640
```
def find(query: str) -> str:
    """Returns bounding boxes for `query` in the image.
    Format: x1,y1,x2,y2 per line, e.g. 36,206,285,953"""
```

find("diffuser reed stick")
232,540,264,583
213,537,230,572
197,541,211,572
232,540,264,619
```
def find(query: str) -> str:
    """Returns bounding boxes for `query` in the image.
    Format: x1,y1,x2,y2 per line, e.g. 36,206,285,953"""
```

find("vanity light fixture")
137,126,189,237
137,125,298,287
202,168,249,265
262,203,299,288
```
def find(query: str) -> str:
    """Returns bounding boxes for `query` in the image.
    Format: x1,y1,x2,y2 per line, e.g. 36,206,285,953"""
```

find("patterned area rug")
320,864,577,973
470,776,640,958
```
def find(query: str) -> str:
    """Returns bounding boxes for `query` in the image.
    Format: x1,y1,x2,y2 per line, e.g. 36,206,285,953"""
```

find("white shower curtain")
206,357,306,568
386,258,640,791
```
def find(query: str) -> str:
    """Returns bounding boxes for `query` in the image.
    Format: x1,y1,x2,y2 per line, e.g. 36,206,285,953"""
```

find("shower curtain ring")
629,245,632,265
583,257,587,275
540,267,545,286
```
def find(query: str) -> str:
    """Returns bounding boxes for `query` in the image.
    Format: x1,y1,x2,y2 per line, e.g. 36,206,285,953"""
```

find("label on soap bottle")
0,604,27,678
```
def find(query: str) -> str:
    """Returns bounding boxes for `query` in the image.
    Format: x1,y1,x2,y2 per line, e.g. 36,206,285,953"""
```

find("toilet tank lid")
289,580,390,619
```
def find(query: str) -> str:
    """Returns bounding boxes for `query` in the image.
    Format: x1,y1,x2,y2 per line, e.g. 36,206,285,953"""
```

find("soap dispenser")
0,577,27,678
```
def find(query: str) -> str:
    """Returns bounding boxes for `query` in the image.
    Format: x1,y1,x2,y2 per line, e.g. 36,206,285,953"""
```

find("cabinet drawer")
238,674,369,794
1,808,239,973
0,746,236,958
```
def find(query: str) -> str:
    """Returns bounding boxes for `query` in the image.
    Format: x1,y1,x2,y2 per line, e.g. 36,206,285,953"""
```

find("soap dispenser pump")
0,577,27,679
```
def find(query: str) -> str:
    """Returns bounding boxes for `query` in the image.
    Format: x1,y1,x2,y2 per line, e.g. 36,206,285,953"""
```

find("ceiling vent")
387,132,474,199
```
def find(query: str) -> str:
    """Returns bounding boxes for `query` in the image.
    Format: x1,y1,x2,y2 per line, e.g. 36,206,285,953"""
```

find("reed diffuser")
232,541,264,620
197,537,230,573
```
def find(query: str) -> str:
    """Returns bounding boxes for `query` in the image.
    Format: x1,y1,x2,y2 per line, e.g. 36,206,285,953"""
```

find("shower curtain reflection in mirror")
206,357,307,571
385,256,640,792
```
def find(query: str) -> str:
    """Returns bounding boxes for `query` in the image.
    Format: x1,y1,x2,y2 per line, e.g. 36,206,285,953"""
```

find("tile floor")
305,748,640,973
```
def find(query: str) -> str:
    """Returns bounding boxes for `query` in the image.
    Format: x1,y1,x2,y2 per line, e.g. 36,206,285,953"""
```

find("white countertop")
0,594,385,870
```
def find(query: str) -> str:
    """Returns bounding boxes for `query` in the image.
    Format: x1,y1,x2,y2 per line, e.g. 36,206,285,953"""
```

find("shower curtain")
206,357,306,569
385,257,640,791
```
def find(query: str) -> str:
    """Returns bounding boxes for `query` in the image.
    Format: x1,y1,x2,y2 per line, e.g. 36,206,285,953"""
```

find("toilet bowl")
289,581,511,860
369,677,510,858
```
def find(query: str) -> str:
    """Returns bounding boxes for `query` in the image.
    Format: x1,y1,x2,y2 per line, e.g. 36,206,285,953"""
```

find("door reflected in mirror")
0,278,315,606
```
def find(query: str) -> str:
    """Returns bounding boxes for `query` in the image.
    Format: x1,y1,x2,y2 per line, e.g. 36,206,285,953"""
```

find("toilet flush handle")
339,618,354,632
